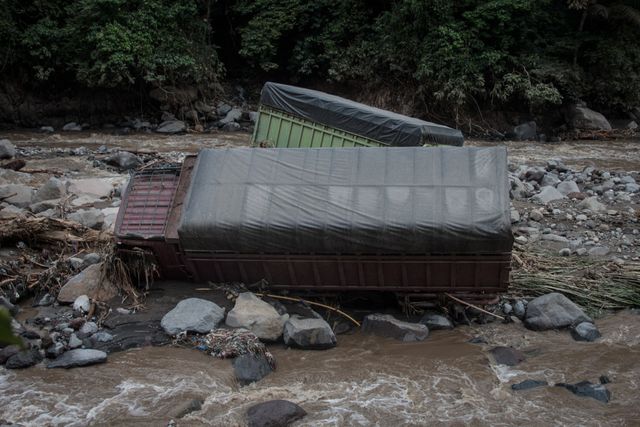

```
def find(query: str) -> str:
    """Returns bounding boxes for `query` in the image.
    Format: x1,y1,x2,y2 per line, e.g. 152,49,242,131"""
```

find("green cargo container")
251,82,465,148
252,105,384,148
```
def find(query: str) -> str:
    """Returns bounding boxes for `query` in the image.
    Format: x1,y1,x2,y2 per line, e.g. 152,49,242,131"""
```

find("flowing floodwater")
1,311,639,426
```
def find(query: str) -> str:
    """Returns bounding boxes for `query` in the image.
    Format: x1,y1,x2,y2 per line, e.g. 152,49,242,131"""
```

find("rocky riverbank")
1,131,639,426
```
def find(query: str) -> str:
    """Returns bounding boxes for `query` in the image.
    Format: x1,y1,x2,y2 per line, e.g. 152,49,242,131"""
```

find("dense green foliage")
1,0,639,119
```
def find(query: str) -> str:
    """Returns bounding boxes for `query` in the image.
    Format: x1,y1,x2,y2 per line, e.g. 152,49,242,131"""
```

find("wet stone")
361,314,429,342
556,381,611,403
571,322,601,342
489,346,526,366
419,313,454,330
511,379,548,391
233,354,274,386
246,400,306,427
5,349,43,369
47,349,107,369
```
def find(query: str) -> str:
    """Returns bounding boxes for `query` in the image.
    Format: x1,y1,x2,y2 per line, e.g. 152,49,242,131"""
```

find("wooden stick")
256,293,361,327
445,293,505,321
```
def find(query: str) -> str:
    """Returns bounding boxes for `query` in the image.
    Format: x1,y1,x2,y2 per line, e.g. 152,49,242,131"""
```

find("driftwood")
0,216,112,244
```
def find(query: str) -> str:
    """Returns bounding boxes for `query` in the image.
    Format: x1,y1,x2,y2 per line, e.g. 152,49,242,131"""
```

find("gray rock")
489,346,526,366
509,174,531,200
0,184,34,208
529,209,544,222
218,108,243,125
246,400,306,427
556,381,610,403
579,196,607,213
40,126,55,133
82,252,101,267
524,292,592,330
226,293,288,341
0,345,20,365
588,246,610,257
79,321,98,337
511,121,537,141
510,207,520,223
221,122,242,132
46,342,66,358
73,295,91,313
502,303,513,315
513,300,526,319
541,174,561,187
29,199,62,214
567,106,612,131
91,331,114,343
283,316,337,349
533,186,565,204
217,103,232,116
559,248,571,256
0,139,16,159
541,234,569,243
47,349,107,368
68,333,83,349
557,180,580,196
248,111,259,124
571,322,601,342
67,208,105,230
512,379,548,391
36,293,55,307
161,298,225,335
233,353,274,386
419,313,454,330
58,263,118,303
105,151,141,170
610,119,637,130
62,122,83,132
5,349,42,369
156,120,186,134
361,314,429,342
625,183,639,193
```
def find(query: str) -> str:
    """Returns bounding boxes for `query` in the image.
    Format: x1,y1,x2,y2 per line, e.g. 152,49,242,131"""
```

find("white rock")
557,180,580,196
226,292,289,341
533,186,565,204
73,295,91,313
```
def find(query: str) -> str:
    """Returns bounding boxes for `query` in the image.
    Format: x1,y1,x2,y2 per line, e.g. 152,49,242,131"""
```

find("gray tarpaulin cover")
177,147,513,254
260,82,464,147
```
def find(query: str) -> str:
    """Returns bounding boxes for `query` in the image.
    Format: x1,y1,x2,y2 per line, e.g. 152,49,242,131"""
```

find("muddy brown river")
1,311,639,426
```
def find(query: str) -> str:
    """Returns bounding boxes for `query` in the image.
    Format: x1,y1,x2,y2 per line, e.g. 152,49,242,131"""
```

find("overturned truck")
115,147,513,298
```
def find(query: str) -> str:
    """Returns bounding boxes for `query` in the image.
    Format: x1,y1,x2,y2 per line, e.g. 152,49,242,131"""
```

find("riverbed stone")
533,186,565,204
489,346,526,366
524,292,592,330
68,333,83,349
557,180,580,196
0,345,20,365
571,322,601,342
283,316,337,349
105,151,141,170
58,263,117,303
47,349,107,368
46,342,66,358
246,400,307,427
33,177,67,203
361,314,429,342
5,349,43,369
78,321,98,338
161,298,225,335
556,381,611,403
67,208,105,229
156,120,186,134
511,379,548,391
232,353,274,386
419,313,454,330
0,184,34,208
0,139,16,159
588,246,610,257
73,295,91,313
226,292,289,341
578,196,607,213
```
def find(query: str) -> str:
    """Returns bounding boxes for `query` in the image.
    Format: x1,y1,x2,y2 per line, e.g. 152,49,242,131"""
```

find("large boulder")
156,120,186,134
578,196,607,213
557,180,580,196
105,151,141,170
524,292,592,330
567,105,612,131
246,400,307,427
0,184,33,208
419,313,454,330
33,177,67,203
283,316,337,349
232,354,274,385
161,298,225,335
68,178,119,198
47,349,107,368
510,121,537,141
67,208,105,229
0,139,16,159
5,349,42,369
57,263,118,303
226,292,289,341
218,108,243,126
532,186,565,204
361,314,429,342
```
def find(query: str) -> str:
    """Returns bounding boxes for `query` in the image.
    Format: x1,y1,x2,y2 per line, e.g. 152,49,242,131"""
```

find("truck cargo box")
252,82,464,148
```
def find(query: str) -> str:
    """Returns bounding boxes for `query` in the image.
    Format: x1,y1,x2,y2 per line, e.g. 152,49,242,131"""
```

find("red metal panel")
115,167,181,240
